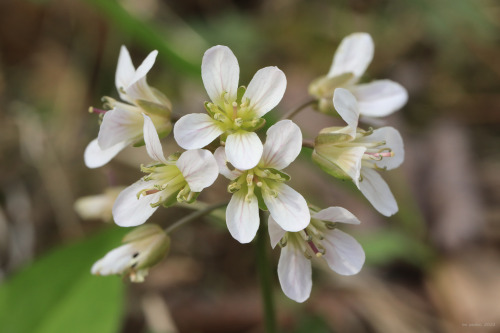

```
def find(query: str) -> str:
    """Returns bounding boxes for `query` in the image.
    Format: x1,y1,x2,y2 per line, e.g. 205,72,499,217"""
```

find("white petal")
125,50,159,103
173,113,224,149
115,46,136,102
112,180,162,227
214,147,243,180
358,168,398,216
278,244,312,303
131,50,158,86
315,146,365,186
176,149,219,192
328,32,374,80
351,80,408,117
359,127,404,170
97,107,143,150
92,243,134,275
202,45,239,105
263,184,310,232
260,120,302,170
268,215,286,248
243,66,287,117
322,229,365,275
143,114,167,164
225,131,263,170
333,88,360,138
84,139,128,169
312,207,360,225
226,190,260,243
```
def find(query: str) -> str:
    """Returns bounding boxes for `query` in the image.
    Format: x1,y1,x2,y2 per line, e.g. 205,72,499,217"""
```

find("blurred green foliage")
0,228,127,333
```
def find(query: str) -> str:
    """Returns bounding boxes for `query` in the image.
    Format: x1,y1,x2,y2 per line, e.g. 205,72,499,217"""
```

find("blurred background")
0,0,499,332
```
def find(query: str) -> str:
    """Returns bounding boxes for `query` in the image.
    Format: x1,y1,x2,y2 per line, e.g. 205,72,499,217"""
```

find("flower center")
138,163,192,207
206,95,265,133
227,166,289,202
280,219,337,260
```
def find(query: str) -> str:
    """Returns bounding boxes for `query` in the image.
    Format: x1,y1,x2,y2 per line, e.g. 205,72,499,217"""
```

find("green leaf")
358,230,435,268
0,228,127,333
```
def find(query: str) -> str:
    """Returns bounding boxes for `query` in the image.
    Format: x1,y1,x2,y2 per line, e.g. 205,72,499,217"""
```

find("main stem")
165,202,228,234
256,210,277,333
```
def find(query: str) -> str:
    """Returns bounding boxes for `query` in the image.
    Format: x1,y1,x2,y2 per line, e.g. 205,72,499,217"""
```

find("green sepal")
312,151,352,181
151,87,173,109
137,99,172,118
268,168,291,181
122,224,165,243
161,191,180,208
137,234,170,270
236,86,246,104
308,72,354,98
254,187,268,211
315,127,353,146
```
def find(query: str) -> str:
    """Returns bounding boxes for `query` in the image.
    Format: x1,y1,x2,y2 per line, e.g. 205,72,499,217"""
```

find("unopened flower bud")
91,224,170,282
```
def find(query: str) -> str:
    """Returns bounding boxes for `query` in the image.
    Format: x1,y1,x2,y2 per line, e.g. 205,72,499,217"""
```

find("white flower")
73,187,124,222
174,45,287,171
309,32,408,118
91,224,170,282
312,88,404,216
269,206,365,303
112,115,219,227
85,46,172,168
215,120,309,243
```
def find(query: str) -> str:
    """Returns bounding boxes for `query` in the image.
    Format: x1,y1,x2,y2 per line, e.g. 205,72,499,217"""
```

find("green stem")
256,210,277,333
280,99,317,120
165,202,228,234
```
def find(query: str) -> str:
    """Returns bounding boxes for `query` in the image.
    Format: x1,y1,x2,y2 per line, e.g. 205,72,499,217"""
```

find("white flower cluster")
86,32,407,303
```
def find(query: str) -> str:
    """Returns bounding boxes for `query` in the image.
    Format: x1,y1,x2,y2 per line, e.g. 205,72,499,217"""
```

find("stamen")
234,117,243,127
227,182,241,193
246,173,254,186
325,222,337,230
364,151,394,158
306,236,323,257
150,196,164,208
89,107,107,114
145,189,160,195
232,101,238,119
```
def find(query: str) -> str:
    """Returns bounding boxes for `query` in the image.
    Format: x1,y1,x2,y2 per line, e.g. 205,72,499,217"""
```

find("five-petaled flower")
112,114,219,227
91,224,170,282
269,206,365,303
174,45,287,171
85,46,172,168
312,88,405,216
215,120,310,243
309,32,408,118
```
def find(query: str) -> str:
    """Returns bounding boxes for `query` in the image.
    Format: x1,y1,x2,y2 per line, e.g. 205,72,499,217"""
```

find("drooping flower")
174,45,287,171
269,206,365,303
91,224,170,282
312,88,404,216
309,32,408,118
85,46,172,168
112,114,219,227
74,187,125,222
215,120,309,243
